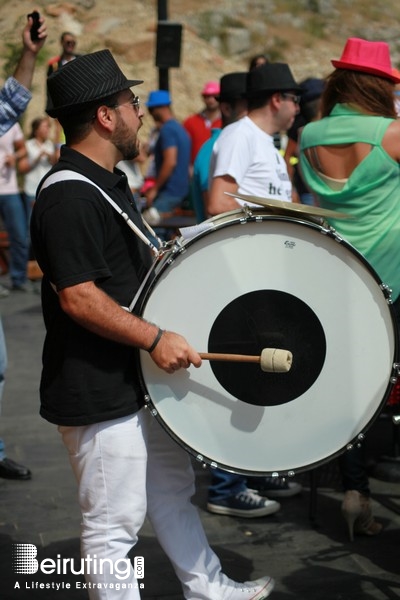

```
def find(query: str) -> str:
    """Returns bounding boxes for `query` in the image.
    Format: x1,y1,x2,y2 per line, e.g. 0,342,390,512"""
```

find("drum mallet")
199,348,293,373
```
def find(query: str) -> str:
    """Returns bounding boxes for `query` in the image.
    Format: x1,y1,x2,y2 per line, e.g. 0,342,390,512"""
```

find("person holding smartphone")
0,11,47,481
0,12,47,137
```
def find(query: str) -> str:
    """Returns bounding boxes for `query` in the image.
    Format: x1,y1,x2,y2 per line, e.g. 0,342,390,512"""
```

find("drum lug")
355,433,365,448
392,363,400,381
168,240,186,263
380,283,393,303
323,225,343,241
389,366,400,426
157,240,173,258
195,454,207,468
242,204,253,220
346,432,366,451
159,238,185,261
144,395,158,417
241,205,263,223
319,224,335,237
269,470,296,479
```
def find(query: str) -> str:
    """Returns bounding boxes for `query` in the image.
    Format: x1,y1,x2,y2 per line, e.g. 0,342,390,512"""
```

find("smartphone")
27,11,41,42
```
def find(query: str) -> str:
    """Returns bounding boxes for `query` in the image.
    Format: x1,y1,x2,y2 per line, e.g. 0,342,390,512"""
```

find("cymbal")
226,193,353,220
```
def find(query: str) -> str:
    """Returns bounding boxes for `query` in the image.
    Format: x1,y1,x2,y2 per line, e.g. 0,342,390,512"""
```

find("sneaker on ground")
225,576,275,599
250,476,302,498
0,284,9,298
207,488,280,518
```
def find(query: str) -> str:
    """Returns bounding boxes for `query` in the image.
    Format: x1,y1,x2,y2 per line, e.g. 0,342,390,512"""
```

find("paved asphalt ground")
0,277,400,600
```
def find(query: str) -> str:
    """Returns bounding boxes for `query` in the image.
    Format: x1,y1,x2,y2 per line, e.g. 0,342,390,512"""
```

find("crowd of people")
1,10,400,600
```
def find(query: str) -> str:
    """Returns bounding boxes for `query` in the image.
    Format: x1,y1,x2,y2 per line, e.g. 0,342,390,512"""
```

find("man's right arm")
58,281,202,374
13,13,47,90
0,14,47,136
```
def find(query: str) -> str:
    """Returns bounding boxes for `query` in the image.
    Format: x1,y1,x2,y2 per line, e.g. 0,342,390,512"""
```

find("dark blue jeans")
0,193,29,286
208,469,247,502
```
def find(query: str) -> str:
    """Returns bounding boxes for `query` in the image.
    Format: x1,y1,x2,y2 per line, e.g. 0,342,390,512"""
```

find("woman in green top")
299,37,400,542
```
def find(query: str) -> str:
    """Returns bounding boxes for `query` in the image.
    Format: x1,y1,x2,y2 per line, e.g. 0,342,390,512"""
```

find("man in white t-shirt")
208,62,301,215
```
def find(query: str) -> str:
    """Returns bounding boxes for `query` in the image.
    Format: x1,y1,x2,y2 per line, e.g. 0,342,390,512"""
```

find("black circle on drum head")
207,289,326,406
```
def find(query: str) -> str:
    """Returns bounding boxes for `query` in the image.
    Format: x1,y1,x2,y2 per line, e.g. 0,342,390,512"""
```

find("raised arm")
13,12,47,91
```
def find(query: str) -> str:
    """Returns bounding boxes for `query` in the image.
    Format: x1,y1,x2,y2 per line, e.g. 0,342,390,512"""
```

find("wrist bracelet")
147,328,164,353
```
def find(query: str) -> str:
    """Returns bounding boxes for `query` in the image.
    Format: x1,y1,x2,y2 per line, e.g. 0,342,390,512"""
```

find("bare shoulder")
384,119,400,134
382,119,400,161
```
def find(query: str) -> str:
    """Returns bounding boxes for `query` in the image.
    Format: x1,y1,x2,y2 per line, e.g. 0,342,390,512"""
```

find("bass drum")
138,209,398,476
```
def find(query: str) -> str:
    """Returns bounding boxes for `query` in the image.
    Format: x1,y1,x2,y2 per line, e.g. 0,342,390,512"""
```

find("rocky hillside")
1,0,400,137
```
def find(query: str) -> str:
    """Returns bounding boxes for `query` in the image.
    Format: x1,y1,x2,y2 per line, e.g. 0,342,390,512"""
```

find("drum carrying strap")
38,170,162,256
38,170,162,312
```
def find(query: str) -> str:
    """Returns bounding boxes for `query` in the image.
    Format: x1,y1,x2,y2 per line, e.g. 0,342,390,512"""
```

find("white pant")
59,407,232,599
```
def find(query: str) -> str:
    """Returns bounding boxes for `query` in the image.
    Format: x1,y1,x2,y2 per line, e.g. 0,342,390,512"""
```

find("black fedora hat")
46,49,143,118
217,72,248,102
247,62,301,96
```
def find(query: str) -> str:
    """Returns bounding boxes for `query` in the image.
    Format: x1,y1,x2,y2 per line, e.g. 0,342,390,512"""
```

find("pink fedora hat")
331,37,400,83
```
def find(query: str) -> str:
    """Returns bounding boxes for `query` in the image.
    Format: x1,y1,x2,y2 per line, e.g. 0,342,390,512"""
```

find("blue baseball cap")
146,90,171,108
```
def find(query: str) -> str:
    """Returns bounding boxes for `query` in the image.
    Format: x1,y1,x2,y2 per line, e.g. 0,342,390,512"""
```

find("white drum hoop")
138,209,399,476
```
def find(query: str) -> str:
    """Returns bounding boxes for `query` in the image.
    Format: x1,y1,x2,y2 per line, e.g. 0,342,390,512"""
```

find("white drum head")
139,215,397,475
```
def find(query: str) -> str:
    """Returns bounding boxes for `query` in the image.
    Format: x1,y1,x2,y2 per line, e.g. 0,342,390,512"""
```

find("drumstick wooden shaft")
199,353,259,363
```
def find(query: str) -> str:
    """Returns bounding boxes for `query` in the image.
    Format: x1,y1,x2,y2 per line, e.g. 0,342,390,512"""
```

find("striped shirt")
0,77,31,136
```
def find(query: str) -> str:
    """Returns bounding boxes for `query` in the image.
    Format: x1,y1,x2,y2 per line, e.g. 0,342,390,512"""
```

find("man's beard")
112,114,140,161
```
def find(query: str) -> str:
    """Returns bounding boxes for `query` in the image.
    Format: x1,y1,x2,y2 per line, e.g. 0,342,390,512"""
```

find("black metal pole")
158,0,168,20
157,0,169,90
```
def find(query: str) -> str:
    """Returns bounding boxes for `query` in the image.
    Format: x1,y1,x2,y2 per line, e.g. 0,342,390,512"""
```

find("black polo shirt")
31,147,154,426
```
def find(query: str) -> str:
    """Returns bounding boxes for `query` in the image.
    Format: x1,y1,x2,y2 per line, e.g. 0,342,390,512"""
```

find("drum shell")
138,210,398,476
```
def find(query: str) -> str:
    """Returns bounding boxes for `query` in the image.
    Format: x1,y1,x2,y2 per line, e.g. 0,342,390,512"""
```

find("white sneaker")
0,284,9,298
225,576,275,599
